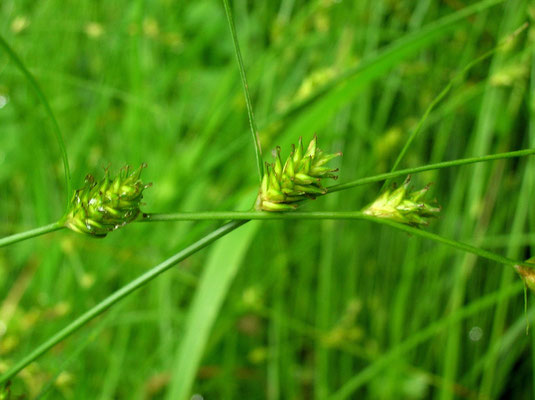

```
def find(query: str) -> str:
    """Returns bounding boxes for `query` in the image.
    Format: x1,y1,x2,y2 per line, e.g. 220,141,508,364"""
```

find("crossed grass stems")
0,0,533,391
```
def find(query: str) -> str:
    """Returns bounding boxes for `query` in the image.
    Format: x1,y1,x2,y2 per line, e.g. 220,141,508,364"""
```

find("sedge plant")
1,1,535,399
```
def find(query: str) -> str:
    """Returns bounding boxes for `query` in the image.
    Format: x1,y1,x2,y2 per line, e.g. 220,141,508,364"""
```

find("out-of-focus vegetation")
1,0,535,398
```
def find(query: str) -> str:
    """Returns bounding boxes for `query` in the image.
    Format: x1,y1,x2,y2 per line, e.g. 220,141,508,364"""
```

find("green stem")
141,212,525,268
0,220,246,385
222,0,263,181
2,149,533,249
329,148,535,193
141,211,369,221
0,34,72,209
0,222,64,248
362,216,521,268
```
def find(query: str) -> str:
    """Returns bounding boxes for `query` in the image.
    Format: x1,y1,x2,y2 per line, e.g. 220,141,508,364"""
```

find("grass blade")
328,283,524,399
166,218,260,399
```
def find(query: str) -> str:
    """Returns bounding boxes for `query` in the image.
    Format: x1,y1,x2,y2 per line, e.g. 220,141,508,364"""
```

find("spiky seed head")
256,135,341,212
62,164,151,237
362,176,440,227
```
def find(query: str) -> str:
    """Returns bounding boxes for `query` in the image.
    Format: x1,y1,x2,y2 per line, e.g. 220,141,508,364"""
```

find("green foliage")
0,0,534,399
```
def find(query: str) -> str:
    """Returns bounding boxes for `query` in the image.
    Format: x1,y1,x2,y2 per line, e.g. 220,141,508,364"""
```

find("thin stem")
141,211,527,268
222,0,263,181
328,148,535,193
1,149,532,249
140,211,367,221
0,222,64,248
0,220,247,385
0,34,72,209
362,215,522,268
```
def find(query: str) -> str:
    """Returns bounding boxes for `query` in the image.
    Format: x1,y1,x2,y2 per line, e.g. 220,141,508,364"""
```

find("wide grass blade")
166,217,260,399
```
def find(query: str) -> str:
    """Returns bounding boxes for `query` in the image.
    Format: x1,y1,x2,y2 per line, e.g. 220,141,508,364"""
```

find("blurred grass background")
1,0,535,398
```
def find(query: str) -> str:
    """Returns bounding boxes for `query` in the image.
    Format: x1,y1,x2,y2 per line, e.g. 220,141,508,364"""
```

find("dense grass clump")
1,1,535,399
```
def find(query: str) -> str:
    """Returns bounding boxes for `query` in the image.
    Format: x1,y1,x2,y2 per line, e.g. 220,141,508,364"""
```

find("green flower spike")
62,164,151,237
256,135,342,212
362,176,440,227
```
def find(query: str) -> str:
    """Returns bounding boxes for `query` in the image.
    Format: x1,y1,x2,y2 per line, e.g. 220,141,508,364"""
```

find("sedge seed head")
256,135,341,212
362,176,440,227
62,164,151,237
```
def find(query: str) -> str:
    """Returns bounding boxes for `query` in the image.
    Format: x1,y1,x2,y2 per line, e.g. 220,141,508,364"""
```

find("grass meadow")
1,0,535,398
